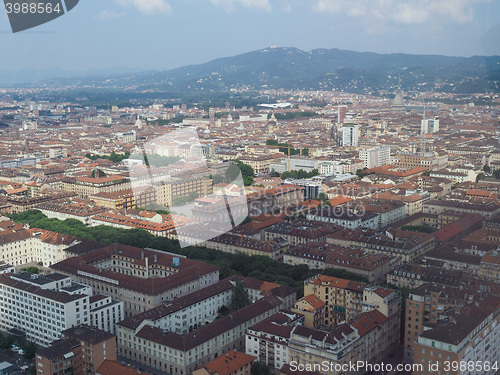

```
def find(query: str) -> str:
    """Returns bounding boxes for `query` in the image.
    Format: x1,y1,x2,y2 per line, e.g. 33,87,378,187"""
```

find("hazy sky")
1,0,499,72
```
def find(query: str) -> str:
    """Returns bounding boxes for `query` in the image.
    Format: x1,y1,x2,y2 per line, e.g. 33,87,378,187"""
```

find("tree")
225,164,241,183
483,165,491,173
251,362,270,375
476,173,485,183
229,281,251,312
22,341,38,360
316,193,329,202
212,174,224,184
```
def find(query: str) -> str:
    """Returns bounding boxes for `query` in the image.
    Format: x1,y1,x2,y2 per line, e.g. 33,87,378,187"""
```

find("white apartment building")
342,123,359,147
421,117,439,134
245,312,302,370
0,272,92,347
89,294,124,335
359,146,391,169
0,229,80,267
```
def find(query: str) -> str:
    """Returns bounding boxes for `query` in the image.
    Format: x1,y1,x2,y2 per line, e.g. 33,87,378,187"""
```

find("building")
359,146,391,169
50,244,220,317
0,272,92,346
303,275,401,327
36,325,117,375
342,123,359,147
193,350,255,375
412,297,500,375
89,187,156,210
394,152,448,172
61,176,131,199
89,295,124,334
307,207,379,230
403,283,487,362
284,242,396,283
327,227,435,263
203,233,289,261
117,295,288,375
245,312,303,369
421,116,439,134
282,179,321,201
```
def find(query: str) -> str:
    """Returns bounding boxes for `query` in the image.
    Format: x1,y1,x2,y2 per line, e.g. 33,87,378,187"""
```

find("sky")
0,0,499,72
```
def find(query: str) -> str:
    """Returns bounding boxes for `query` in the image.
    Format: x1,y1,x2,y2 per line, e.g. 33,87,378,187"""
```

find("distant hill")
5,47,500,94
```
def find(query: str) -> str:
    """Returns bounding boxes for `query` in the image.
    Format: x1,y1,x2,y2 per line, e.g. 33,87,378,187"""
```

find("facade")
284,242,396,283
327,228,436,263
61,176,131,199
117,296,285,375
50,244,220,317
245,312,303,369
303,275,401,327
307,207,379,230
359,146,391,169
412,297,500,375
89,295,124,334
204,234,289,261
394,152,448,172
36,325,117,375
0,272,92,346
421,117,439,134
342,123,359,147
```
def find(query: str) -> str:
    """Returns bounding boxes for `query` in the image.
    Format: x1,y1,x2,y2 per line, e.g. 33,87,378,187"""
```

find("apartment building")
159,176,213,207
89,295,124,335
327,228,435,263
394,151,448,172
50,244,220,317
118,296,284,375
36,199,108,225
357,198,406,228
36,325,117,375
303,275,401,327
412,297,500,375
61,176,131,198
116,275,295,375
423,199,500,218
263,219,342,246
0,228,84,267
359,146,391,169
284,242,396,283
307,207,379,230
370,191,427,216
403,283,483,362
203,233,289,261
245,312,303,370
90,186,156,210
0,272,92,346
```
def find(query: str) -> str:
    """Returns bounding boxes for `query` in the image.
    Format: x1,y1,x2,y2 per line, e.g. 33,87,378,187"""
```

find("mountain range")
3,47,500,94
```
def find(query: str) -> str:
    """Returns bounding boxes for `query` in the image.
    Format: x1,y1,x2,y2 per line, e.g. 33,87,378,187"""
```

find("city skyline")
0,0,499,73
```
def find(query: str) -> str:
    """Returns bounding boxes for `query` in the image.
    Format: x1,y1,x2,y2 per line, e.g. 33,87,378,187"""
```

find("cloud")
115,0,172,14
95,10,126,21
208,0,272,12
313,0,489,25
281,0,292,13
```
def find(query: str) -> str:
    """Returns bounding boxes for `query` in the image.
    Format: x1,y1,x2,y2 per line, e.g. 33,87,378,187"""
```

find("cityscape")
0,1,500,375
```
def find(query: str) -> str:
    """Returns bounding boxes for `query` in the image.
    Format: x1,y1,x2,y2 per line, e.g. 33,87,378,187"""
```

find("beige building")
62,175,131,198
